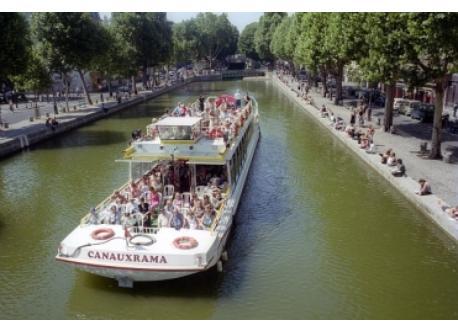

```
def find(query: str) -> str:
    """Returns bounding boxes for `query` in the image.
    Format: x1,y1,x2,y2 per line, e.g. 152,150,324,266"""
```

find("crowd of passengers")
151,93,253,142
89,162,229,230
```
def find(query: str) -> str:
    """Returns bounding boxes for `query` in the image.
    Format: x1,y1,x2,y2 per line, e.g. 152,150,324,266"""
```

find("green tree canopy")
238,22,259,60
31,12,109,105
254,12,287,62
111,12,173,91
404,13,458,158
0,13,30,82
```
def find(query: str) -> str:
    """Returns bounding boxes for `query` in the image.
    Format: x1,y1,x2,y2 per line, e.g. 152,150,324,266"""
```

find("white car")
393,98,420,116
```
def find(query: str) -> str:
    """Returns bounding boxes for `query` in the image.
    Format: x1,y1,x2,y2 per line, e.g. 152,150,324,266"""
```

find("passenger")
138,197,151,227
125,198,138,215
391,159,406,177
170,208,185,230
203,194,212,208
194,199,205,219
164,199,174,215
150,172,163,192
158,208,170,228
121,212,137,226
200,205,215,229
172,192,183,208
111,191,127,204
416,179,432,196
198,95,205,112
128,181,141,198
149,187,161,210
211,191,225,210
88,208,99,224
185,211,201,230
172,102,181,116
108,205,121,225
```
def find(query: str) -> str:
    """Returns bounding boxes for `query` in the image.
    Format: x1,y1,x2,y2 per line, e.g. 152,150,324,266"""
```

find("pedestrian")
453,103,458,118
350,111,356,126
367,108,372,122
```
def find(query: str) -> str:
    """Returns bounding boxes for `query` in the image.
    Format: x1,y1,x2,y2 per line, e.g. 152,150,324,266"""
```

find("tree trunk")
334,64,344,105
77,69,93,105
34,92,39,118
64,76,70,112
108,77,113,97
320,68,328,97
52,90,58,115
142,65,148,89
131,76,137,95
430,77,447,159
384,82,396,132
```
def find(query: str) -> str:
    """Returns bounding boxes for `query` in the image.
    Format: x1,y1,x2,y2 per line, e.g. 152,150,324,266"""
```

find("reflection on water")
1,80,458,319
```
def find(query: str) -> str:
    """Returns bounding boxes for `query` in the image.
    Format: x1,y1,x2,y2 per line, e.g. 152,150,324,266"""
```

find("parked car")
394,98,421,116
411,103,435,122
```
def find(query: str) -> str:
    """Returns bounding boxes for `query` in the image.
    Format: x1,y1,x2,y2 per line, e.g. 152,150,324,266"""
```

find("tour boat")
56,92,260,287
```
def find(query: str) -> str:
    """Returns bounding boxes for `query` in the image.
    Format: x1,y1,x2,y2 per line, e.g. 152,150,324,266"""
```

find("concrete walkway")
273,74,458,242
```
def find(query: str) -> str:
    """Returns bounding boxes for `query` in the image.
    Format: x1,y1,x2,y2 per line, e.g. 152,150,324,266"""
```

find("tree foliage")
0,13,30,81
173,13,238,68
238,22,259,60
254,12,287,62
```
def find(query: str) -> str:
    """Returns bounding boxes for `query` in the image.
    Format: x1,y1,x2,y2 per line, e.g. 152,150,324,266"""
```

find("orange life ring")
91,228,115,241
173,236,198,250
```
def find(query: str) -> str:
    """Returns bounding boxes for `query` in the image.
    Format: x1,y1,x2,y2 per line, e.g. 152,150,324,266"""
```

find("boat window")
158,125,193,140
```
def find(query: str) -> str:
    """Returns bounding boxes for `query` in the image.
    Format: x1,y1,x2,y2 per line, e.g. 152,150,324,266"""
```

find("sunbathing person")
438,200,458,220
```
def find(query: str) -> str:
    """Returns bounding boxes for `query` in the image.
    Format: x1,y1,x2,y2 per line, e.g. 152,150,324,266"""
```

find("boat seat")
163,185,174,202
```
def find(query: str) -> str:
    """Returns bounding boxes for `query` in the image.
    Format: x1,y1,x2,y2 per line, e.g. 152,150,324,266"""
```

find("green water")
1,80,458,319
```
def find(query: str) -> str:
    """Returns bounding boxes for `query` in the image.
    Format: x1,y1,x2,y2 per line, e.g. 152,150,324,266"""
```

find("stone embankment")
272,74,458,242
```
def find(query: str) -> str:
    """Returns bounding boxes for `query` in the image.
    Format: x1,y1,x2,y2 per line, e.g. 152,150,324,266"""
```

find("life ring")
173,236,198,250
91,228,115,241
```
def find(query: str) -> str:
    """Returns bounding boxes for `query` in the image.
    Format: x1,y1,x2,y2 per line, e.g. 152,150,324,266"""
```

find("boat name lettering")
88,251,168,264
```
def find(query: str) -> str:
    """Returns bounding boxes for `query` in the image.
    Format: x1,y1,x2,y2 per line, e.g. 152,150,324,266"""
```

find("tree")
0,13,30,81
173,20,200,65
359,13,410,132
238,22,259,60
295,13,333,96
193,13,239,68
324,13,368,105
111,13,173,92
12,51,52,118
404,13,458,159
254,12,286,62
31,13,109,105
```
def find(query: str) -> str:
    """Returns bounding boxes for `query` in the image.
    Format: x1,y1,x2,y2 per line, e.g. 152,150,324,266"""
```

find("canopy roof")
155,117,201,127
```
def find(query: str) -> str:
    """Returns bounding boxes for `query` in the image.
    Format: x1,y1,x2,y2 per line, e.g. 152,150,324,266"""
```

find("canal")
1,80,458,319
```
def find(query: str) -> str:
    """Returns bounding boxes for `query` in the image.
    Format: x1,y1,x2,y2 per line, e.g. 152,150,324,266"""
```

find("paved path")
273,74,458,241
280,74,458,205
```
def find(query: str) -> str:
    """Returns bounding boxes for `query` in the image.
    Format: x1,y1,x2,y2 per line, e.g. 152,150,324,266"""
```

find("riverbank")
0,70,264,159
272,74,458,242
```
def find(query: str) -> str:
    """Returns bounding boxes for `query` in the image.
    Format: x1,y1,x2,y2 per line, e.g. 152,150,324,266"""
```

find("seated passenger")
88,208,99,224
125,198,138,215
108,205,121,225
149,187,161,210
128,181,141,198
170,208,185,230
111,191,127,204
391,159,406,177
164,199,174,215
200,205,215,229
416,179,432,196
172,192,183,208
121,212,138,226
158,208,170,228
211,191,225,210
194,199,205,219
185,211,201,230
138,198,150,226
150,172,163,192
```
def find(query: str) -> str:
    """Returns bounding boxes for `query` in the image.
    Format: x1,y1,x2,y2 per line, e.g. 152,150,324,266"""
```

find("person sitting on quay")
320,105,328,118
387,152,397,166
335,117,345,131
379,148,393,164
438,200,458,221
416,179,432,196
391,159,406,177
345,124,355,137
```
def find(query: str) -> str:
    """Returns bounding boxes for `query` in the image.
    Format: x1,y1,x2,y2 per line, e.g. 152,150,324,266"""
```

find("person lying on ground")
416,179,432,196
391,159,406,177
438,200,458,220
